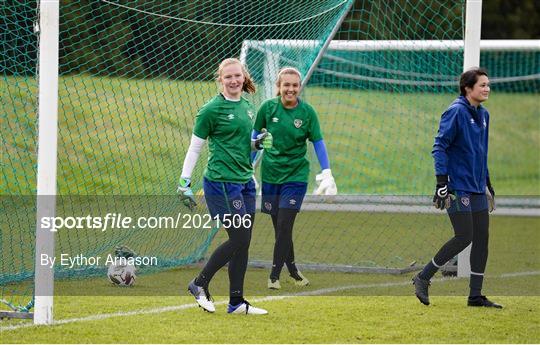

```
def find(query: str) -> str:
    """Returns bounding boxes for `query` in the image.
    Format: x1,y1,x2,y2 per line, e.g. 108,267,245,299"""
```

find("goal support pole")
301,0,354,90
458,0,482,278
33,0,60,325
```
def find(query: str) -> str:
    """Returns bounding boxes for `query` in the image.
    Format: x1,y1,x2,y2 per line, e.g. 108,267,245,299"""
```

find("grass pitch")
1,213,539,343
2,75,539,195
2,75,539,343
1,269,539,343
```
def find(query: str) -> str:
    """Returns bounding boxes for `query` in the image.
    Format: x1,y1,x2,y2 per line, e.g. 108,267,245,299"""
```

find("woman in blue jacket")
413,68,502,308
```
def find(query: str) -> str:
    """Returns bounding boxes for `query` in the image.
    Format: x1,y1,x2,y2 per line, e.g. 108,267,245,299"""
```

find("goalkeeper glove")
486,176,495,213
254,129,273,150
432,175,455,210
313,169,337,195
177,177,197,211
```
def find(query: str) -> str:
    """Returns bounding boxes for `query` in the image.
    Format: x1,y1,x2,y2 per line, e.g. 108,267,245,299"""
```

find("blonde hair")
216,58,256,94
275,67,302,96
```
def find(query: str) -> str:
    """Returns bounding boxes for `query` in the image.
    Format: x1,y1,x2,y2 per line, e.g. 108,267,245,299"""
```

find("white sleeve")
181,134,206,178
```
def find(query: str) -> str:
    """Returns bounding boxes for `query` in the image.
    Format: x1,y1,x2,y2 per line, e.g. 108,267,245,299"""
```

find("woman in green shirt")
253,67,337,289
178,58,270,314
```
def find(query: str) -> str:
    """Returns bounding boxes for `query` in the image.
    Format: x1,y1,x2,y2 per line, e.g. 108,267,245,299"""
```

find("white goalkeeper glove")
313,169,337,195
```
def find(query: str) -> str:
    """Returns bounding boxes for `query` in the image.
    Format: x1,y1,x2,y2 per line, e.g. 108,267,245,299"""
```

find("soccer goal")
240,35,539,275
2,0,355,325
1,0,538,325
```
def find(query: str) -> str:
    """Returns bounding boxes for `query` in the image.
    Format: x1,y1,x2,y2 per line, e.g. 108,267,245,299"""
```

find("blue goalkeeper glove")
254,129,273,150
432,175,455,210
177,177,196,211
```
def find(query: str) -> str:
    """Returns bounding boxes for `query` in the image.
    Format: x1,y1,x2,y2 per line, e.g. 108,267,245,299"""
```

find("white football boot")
187,279,215,313
290,270,309,286
227,300,268,315
267,278,281,290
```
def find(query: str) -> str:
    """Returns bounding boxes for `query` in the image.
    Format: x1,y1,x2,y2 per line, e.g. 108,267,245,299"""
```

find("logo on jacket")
461,196,470,207
469,118,475,125
483,119,487,128
294,119,303,128
227,114,235,120
232,199,242,210
272,117,279,123
289,199,297,205
247,110,254,119
264,202,272,211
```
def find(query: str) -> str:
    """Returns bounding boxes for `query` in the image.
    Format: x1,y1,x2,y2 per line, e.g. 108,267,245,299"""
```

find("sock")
419,259,439,280
286,261,298,274
289,270,303,281
229,296,243,306
469,274,484,297
270,265,280,281
194,274,208,288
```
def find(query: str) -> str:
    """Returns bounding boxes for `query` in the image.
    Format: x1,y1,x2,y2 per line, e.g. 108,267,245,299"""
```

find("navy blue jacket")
432,96,490,193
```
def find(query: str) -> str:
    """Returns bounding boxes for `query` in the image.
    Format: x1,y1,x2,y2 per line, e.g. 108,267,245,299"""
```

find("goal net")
1,0,538,321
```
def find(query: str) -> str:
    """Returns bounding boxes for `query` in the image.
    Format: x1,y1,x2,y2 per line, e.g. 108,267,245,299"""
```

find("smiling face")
278,73,301,108
218,62,245,100
465,75,490,107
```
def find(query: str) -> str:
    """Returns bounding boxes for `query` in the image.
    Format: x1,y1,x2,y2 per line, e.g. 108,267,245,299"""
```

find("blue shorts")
203,177,256,221
447,190,488,214
261,182,308,215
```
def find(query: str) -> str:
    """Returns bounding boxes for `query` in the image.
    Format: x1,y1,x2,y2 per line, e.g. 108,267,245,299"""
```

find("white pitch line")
2,270,539,332
500,271,540,278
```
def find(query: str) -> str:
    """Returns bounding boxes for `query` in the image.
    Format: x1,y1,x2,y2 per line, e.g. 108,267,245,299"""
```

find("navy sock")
469,274,484,297
229,297,243,306
419,260,439,280
194,273,209,288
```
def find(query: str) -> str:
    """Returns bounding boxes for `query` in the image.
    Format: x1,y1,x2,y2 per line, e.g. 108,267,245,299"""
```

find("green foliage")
0,1,37,76
337,1,463,40
482,0,540,39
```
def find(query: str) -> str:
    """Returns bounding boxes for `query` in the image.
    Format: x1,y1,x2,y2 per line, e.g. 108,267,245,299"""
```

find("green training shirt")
193,94,256,183
254,97,323,184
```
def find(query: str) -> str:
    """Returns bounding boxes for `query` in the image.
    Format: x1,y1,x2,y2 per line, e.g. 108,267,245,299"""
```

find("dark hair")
460,67,488,96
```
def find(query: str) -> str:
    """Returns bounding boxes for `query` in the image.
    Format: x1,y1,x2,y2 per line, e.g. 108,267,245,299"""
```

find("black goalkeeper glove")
486,176,495,213
432,175,455,210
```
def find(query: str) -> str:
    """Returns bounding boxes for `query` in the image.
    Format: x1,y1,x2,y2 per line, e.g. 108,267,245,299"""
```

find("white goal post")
33,0,60,325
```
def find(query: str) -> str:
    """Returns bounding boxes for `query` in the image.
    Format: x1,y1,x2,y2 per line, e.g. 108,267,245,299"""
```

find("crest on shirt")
232,199,243,210
264,202,272,211
461,196,470,207
247,110,254,119
272,117,279,123
294,119,303,128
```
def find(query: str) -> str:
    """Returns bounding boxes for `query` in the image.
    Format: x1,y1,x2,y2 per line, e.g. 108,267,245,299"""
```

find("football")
107,264,136,286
